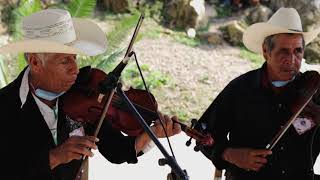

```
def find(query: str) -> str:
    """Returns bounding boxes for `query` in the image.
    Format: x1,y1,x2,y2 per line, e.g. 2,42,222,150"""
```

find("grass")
172,31,201,47
121,63,171,90
239,47,264,68
198,75,210,84
174,109,189,122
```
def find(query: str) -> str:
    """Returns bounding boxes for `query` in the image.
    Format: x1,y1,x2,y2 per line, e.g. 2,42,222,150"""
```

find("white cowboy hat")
0,9,107,56
243,7,320,54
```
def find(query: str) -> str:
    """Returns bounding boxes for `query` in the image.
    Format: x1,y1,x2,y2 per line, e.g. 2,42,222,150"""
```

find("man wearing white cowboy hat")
196,7,320,180
0,9,181,180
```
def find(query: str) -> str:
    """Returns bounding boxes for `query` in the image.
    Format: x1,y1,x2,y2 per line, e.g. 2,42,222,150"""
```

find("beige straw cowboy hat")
0,8,107,56
243,7,320,54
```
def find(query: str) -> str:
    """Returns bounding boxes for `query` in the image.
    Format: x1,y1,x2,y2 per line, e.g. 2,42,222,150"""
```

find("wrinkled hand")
302,100,320,125
49,136,99,169
135,113,182,153
222,148,272,171
151,112,181,138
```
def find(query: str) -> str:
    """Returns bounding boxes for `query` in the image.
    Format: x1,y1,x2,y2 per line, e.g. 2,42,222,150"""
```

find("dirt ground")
133,36,254,122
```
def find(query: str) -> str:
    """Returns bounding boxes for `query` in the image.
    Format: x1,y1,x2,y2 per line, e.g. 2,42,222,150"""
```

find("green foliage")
141,24,163,39
65,0,96,17
5,0,42,80
173,31,201,47
1,1,18,30
77,48,125,73
10,0,42,40
95,49,124,71
0,56,8,88
215,5,232,18
77,12,141,72
198,75,210,84
174,109,189,122
239,47,264,68
106,12,141,53
16,53,28,73
121,63,170,90
136,1,164,22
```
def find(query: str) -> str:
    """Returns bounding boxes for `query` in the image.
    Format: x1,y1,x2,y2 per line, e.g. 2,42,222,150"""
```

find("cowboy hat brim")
243,22,320,54
0,18,107,56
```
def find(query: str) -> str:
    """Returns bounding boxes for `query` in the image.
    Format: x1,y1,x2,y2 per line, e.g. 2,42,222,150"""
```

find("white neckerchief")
19,67,58,144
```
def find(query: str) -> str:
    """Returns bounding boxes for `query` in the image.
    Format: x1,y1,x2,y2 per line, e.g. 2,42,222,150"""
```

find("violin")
266,70,320,150
61,66,214,146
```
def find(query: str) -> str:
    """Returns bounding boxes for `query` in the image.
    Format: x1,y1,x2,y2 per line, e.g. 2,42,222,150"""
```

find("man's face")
263,34,304,81
33,53,79,93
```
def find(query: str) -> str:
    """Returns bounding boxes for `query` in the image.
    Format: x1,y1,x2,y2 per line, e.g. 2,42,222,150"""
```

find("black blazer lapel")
20,92,56,148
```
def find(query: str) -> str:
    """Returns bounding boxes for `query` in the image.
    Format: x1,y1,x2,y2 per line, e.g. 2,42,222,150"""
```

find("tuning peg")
185,137,192,146
190,118,198,128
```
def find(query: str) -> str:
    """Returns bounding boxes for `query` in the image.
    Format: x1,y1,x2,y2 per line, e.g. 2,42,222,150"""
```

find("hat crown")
22,9,76,44
268,7,303,32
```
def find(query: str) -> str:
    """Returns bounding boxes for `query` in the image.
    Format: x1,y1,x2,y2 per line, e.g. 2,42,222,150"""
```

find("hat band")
288,29,303,32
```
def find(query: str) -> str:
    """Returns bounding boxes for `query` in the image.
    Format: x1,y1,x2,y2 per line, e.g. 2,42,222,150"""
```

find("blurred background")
1,0,320,179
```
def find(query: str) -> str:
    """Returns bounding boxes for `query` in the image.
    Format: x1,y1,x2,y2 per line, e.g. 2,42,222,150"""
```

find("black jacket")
1,68,138,180
198,65,320,180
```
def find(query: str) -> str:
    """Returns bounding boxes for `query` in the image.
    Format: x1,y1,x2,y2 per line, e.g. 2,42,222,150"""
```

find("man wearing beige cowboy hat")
0,8,181,180
196,7,320,180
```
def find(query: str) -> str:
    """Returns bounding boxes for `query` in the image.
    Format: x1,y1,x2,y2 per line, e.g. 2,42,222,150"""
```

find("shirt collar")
19,67,59,109
260,63,300,94
19,66,30,108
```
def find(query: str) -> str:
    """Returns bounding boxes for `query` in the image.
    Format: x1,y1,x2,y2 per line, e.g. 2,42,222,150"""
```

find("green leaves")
121,63,170,90
239,47,264,68
7,0,42,78
10,0,42,40
0,56,8,88
95,49,125,72
77,48,125,72
106,12,141,53
65,0,96,18
83,12,141,73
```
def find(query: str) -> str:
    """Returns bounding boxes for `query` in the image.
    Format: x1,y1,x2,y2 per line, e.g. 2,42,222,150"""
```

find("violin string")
112,97,209,144
131,51,177,159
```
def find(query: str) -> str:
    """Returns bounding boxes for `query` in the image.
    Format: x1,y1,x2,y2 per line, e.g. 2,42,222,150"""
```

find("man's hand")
135,113,181,153
49,136,99,169
151,113,181,138
222,148,272,172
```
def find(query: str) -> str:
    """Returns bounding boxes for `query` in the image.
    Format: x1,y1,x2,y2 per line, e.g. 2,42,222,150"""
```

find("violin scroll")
183,118,214,149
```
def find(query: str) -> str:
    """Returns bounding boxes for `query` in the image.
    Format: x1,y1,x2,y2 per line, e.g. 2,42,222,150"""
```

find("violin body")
62,66,214,145
62,67,157,136
267,70,320,150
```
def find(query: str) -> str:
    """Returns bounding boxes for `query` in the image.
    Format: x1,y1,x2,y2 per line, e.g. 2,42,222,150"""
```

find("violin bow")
266,71,320,150
75,14,145,180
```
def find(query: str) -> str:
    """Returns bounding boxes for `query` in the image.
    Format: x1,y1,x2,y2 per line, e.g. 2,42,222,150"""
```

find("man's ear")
262,44,268,61
28,53,42,73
